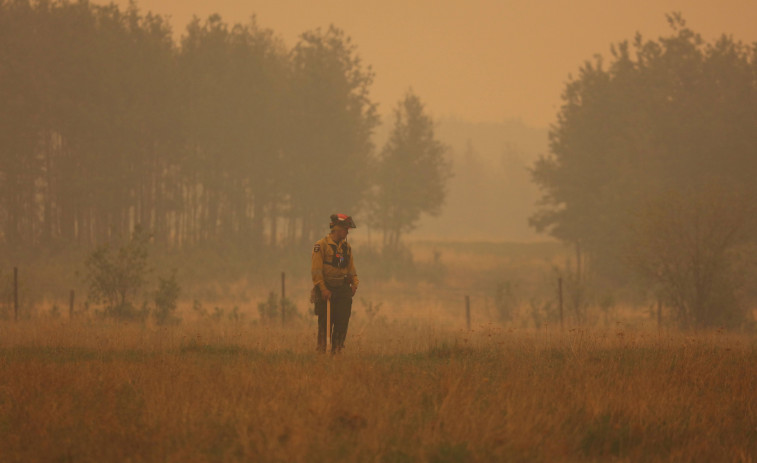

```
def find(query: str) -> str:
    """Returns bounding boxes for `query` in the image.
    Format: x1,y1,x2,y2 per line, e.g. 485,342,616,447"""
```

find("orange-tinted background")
99,0,757,128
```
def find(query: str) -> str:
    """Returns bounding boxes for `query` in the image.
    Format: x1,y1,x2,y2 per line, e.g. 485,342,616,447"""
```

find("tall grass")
0,319,755,462
1,239,754,461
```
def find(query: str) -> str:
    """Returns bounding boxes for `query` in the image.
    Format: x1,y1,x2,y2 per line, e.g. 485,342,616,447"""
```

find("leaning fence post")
13,267,18,322
465,295,471,330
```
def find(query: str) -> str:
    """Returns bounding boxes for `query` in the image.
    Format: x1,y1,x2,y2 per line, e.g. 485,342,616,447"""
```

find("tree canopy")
0,0,385,256
530,14,757,326
369,91,451,249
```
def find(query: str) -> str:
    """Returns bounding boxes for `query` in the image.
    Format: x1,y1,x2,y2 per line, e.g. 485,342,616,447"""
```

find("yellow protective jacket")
311,234,359,292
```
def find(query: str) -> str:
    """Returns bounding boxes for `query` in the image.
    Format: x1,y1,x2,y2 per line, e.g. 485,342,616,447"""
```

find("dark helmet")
330,213,356,229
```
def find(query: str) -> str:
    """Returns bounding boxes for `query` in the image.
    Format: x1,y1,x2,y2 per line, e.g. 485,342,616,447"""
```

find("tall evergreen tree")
370,91,451,249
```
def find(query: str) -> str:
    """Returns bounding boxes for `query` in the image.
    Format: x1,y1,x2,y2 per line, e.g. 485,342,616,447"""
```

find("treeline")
0,0,448,253
531,14,757,328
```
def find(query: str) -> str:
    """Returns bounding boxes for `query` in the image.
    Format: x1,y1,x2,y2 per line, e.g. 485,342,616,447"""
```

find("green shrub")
84,226,149,320
257,291,299,323
154,271,181,325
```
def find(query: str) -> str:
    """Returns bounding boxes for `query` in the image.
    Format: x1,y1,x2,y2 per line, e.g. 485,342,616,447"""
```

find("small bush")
362,298,383,322
84,226,150,321
97,302,149,322
192,299,208,318
154,271,181,325
257,291,299,323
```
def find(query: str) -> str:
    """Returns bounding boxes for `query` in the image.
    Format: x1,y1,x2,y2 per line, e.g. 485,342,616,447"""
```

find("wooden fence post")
558,277,564,331
69,290,75,320
465,295,471,330
13,267,18,322
657,298,662,333
281,271,286,326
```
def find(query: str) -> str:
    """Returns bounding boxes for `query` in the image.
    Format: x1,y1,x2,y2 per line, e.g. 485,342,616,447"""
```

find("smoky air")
1,1,756,461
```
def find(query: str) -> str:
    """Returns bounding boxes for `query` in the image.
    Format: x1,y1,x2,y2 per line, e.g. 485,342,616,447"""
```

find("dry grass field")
1,318,755,463
1,240,755,462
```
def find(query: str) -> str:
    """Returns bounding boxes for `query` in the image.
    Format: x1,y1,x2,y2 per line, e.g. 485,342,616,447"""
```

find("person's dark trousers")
316,285,353,353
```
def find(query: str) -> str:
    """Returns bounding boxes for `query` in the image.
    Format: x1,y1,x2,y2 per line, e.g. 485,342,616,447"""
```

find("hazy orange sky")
102,0,757,128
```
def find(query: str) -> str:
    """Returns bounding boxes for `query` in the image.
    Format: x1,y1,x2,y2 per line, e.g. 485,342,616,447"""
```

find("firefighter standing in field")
311,214,358,353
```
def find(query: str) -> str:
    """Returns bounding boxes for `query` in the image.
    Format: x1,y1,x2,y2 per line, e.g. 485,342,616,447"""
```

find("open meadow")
1,320,755,462
1,240,756,462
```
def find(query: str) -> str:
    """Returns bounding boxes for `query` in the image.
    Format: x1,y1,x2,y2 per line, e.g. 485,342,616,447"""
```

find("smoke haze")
101,0,757,127
88,0,757,242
